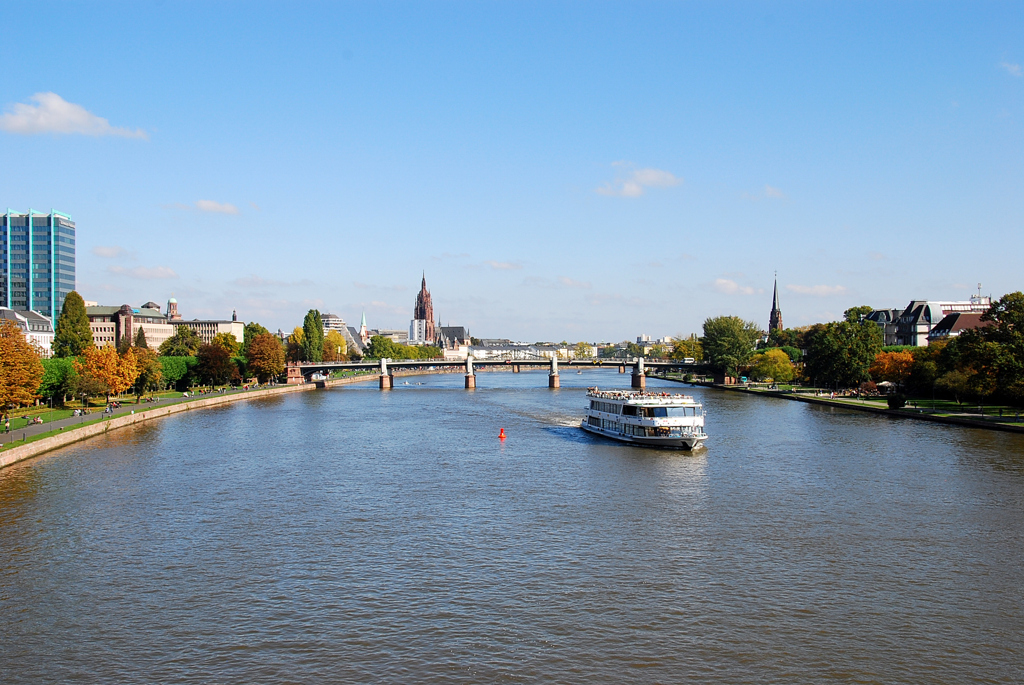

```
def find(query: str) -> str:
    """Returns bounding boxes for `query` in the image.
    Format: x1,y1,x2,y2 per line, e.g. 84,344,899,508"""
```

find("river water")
1,371,1022,683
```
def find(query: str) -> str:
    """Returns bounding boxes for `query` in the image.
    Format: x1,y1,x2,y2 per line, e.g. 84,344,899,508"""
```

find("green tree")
159,326,202,356
40,357,79,405
365,335,400,360
117,330,133,355
52,290,94,358
844,305,875,323
133,326,148,349
702,316,763,376
803,320,883,388
211,331,241,356
749,348,796,382
301,310,324,362
159,356,199,390
573,342,594,359
671,334,704,362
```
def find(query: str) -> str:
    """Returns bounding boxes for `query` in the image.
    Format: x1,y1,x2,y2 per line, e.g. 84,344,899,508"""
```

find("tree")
246,333,285,382
573,342,594,359
0,320,45,413
132,347,163,401
117,330,133,355
242,322,270,356
196,343,240,387
302,310,324,363
40,357,79,405
648,344,667,359
978,291,1024,402
702,316,762,376
869,351,916,389
159,356,198,390
159,326,202,356
749,349,795,382
365,335,400,360
75,346,139,401
52,290,94,358
211,332,241,356
803,320,883,388
671,335,703,362
133,326,148,349
323,330,347,362
844,305,875,323
766,327,800,349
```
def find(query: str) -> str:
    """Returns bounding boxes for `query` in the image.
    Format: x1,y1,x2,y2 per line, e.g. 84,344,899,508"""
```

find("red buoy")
499,428,506,440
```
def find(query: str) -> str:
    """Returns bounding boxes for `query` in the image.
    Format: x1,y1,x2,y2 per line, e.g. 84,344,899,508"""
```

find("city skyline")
2,2,1021,340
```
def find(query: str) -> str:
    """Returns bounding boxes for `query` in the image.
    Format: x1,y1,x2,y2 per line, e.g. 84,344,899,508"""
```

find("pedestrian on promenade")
4,418,9,433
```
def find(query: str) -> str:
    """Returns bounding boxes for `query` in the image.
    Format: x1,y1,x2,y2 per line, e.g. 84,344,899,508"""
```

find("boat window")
622,405,637,416
647,407,669,417
665,407,692,417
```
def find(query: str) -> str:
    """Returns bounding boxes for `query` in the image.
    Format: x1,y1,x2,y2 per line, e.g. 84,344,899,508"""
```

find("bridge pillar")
379,374,393,390
549,373,560,388
632,357,646,389
465,374,476,389
619,365,625,373
286,365,304,385
513,364,520,373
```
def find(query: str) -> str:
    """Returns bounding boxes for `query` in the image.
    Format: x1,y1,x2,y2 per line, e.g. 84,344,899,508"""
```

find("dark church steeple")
769,274,783,332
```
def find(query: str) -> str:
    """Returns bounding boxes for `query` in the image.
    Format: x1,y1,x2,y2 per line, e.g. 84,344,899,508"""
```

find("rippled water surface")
2,371,1023,683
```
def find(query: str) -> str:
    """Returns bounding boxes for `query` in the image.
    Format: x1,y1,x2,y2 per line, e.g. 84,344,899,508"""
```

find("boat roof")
586,388,700,405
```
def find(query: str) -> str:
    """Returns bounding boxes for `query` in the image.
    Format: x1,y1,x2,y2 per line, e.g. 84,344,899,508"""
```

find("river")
1,371,1022,683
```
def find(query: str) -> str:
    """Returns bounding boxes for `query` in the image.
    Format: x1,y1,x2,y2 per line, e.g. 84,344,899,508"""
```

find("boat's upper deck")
586,389,701,406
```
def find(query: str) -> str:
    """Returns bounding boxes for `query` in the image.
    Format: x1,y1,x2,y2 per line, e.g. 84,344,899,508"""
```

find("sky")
1,1,1022,342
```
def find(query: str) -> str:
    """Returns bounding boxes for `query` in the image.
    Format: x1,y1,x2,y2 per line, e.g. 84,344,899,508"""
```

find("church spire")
769,273,783,332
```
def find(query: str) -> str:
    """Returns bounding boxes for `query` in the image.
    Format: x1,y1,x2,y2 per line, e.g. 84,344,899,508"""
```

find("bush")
887,393,907,409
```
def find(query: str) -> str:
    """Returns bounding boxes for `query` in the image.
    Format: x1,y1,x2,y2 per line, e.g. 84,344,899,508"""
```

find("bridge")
286,356,711,390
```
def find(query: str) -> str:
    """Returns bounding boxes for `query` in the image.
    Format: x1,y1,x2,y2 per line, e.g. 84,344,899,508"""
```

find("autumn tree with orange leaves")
75,345,140,402
0,319,45,414
869,351,915,390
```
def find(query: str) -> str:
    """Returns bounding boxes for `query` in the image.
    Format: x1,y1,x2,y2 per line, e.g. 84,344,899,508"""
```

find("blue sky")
2,1,1021,341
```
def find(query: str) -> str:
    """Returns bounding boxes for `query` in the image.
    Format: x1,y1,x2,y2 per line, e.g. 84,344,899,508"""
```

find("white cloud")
92,245,128,258
107,265,178,280
597,163,681,198
0,92,147,138
786,284,848,297
713,278,755,295
558,276,592,289
196,199,239,214
744,184,787,201
1001,61,1022,77
484,260,523,270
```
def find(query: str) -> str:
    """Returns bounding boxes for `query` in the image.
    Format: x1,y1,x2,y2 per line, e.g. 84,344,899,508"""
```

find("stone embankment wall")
0,374,377,471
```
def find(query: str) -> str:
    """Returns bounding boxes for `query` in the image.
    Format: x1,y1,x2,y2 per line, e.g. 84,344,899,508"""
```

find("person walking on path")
4,418,9,434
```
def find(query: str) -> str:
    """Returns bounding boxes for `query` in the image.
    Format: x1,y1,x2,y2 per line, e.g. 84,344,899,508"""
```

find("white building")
894,295,991,346
0,308,54,357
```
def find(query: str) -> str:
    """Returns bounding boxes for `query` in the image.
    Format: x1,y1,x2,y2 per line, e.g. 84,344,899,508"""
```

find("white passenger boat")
580,388,707,449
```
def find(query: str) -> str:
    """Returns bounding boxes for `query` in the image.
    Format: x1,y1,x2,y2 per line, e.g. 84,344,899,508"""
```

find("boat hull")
580,421,706,450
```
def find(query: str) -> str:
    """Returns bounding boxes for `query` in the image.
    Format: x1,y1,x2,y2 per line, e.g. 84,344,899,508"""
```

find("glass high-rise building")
1,209,76,319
